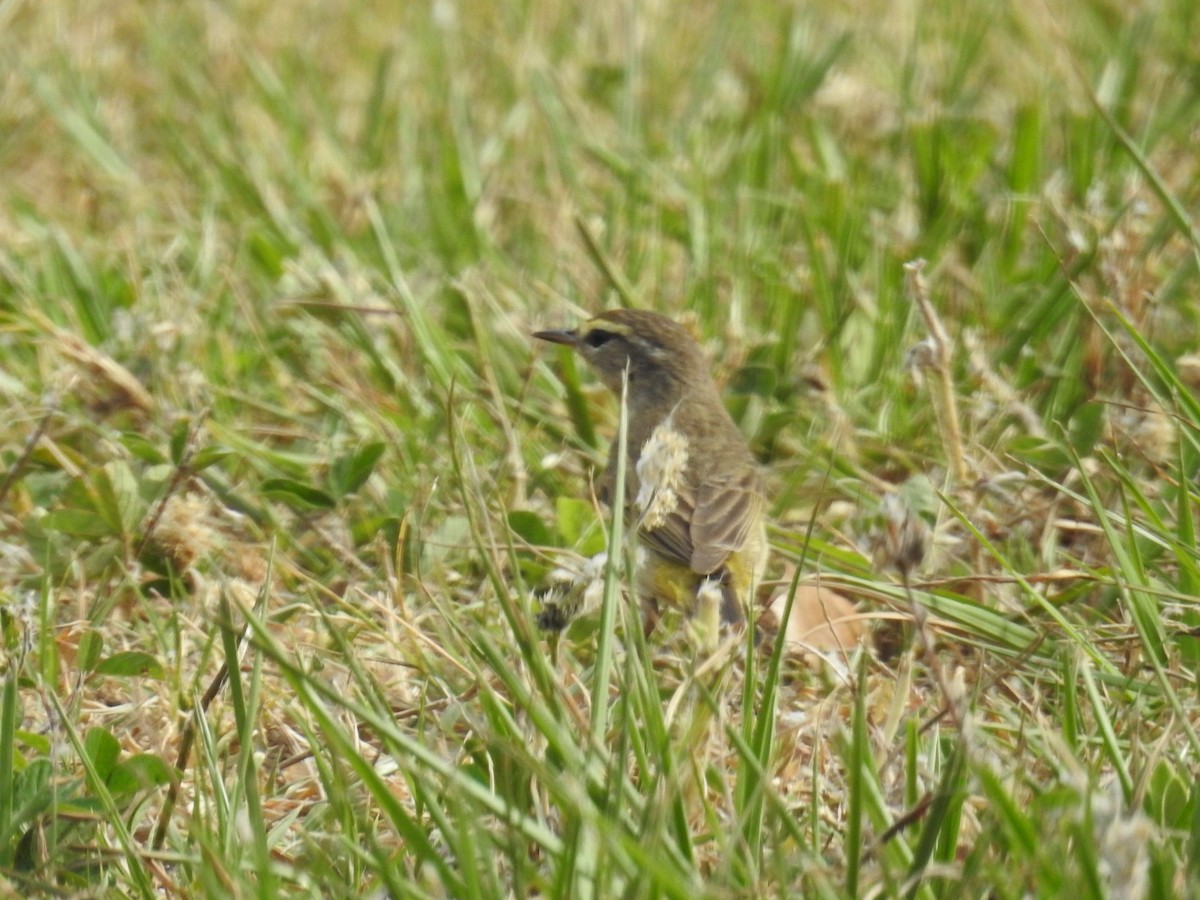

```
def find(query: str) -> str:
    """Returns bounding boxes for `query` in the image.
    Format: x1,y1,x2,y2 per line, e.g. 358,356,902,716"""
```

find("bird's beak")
532,328,579,347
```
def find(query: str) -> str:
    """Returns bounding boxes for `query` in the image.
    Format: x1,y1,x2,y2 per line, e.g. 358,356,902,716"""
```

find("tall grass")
0,0,1198,896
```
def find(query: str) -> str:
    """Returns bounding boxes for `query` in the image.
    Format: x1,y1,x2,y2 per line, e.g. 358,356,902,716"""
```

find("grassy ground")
1,0,1198,896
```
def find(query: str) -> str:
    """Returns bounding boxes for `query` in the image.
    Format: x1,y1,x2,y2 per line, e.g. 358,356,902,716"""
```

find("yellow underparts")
636,519,766,626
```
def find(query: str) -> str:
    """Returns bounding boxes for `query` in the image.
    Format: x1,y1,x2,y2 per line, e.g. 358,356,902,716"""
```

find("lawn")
1,1,1198,896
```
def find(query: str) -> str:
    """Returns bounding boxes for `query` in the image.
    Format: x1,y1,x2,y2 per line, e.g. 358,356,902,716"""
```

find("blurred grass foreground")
1,1,1199,897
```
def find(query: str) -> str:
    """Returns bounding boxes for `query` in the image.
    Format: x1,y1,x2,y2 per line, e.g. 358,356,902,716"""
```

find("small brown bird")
534,309,767,636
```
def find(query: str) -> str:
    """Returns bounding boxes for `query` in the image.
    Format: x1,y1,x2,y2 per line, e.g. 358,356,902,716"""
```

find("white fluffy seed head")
634,415,689,530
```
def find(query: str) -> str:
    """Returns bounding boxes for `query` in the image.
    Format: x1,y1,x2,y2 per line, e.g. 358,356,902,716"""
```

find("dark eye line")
584,329,616,349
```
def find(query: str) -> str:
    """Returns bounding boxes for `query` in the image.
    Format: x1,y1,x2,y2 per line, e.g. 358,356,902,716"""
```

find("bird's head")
533,309,705,399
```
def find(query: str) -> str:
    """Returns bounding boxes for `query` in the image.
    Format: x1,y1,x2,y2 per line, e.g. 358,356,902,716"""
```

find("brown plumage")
534,309,767,631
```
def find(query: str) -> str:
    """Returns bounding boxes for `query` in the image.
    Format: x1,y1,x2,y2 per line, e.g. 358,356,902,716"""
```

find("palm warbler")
534,309,767,633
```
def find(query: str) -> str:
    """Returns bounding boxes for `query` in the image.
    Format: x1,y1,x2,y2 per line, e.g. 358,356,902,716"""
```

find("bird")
533,309,767,639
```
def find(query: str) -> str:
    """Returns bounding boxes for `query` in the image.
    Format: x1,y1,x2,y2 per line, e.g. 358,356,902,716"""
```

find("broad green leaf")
93,652,165,679
83,727,121,783
77,629,104,672
96,460,143,535
191,445,233,471
121,433,166,464
41,509,113,538
108,754,173,794
556,496,603,556
508,510,554,547
329,441,386,497
169,418,191,466
261,478,336,510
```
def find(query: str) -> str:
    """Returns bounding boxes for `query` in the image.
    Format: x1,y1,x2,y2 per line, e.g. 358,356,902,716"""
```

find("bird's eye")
584,329,616,349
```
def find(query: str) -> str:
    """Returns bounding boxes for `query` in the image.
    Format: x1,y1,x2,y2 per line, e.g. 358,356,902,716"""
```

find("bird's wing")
633,476,695,567
688,467,762,575
636,466,761,576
